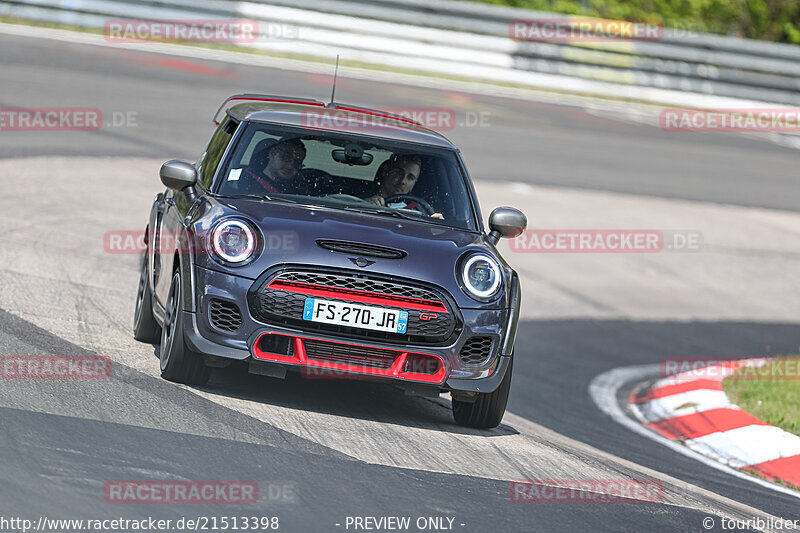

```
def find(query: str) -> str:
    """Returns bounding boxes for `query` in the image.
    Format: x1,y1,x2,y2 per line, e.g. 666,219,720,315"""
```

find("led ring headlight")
462,254,501,299
211,219,256,264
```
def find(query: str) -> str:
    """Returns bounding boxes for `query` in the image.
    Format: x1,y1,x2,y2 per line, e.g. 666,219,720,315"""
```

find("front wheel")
452,358,512,429
159,271,210,385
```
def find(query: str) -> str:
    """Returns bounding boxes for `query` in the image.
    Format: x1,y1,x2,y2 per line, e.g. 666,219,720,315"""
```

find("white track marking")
635,390,736,421
688,426,800,468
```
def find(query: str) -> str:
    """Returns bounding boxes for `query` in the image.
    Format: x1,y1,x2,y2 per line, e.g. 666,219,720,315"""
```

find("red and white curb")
590,364,800,499
629,359,800,488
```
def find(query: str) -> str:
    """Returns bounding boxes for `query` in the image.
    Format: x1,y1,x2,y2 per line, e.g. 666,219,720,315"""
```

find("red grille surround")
252,333,447,384
266,279,448,313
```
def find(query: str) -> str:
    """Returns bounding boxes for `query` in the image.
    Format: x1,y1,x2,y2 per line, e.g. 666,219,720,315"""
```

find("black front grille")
250,270,458,345
303,339,398,369
459,336,493,366
209,299,242,332
277,271,439,301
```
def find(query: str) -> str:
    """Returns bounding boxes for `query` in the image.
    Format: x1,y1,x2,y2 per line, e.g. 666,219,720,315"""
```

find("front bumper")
184,265,516,393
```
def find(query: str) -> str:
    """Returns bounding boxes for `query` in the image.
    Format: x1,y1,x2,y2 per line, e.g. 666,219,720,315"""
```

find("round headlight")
461,254,502,299
211,219,256,264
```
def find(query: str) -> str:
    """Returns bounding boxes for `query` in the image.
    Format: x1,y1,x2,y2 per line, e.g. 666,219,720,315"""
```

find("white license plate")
302,298,408,334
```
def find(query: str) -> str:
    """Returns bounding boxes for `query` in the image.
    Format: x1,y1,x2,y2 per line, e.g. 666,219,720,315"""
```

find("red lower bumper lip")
252,333,447,384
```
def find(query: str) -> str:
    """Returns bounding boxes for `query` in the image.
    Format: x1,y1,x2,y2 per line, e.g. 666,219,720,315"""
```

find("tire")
452,357,512,429
133,252,161,343
159,270,210,385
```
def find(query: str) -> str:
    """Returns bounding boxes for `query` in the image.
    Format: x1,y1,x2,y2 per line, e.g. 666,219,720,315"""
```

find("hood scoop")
316,239,407,259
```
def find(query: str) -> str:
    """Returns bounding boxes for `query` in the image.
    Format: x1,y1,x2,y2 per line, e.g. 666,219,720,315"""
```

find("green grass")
723,356,800,437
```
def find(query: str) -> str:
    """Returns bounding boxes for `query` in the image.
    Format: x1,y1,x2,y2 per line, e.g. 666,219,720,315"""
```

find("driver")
367,154,420,207
367,154,443,218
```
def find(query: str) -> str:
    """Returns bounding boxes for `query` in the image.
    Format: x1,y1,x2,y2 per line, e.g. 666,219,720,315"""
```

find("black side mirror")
487,207,527,244
160,160,198,200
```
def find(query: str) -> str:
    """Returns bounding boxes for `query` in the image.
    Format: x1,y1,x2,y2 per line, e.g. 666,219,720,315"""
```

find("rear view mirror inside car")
332,143,374,165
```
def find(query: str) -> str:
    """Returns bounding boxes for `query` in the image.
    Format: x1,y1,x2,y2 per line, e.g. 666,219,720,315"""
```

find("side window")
197,118,237,189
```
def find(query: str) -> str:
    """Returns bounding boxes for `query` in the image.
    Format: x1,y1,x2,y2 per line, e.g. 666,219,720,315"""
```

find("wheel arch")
174,246,197,314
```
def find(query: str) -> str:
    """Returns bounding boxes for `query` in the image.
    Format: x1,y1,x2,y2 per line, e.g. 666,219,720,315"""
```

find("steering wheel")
383,194,435,216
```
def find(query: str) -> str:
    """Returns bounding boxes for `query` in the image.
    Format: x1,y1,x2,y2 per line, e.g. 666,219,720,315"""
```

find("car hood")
193,198,507,309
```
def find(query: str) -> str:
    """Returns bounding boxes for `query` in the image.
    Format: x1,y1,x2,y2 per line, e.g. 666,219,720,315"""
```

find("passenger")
244,138,306,194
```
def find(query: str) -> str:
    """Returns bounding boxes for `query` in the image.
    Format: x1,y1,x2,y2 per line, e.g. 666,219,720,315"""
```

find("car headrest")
249,138,278,171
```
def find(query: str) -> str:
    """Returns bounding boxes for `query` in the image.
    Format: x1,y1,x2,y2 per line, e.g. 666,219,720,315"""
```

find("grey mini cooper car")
133,94,526,428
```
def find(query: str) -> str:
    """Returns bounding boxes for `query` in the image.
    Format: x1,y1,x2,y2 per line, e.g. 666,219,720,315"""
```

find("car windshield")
214,121,478,231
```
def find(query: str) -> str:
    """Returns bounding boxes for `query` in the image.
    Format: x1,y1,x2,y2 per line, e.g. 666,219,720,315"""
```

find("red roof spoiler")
328,104,423,127
213,94,424,128
213,94,324,125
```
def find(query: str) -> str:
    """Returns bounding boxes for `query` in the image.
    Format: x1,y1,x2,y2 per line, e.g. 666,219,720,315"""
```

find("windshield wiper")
212,193,297,204
342,206,420,221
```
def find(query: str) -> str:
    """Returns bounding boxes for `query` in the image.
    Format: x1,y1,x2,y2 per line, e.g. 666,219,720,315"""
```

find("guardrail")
2,0,800,106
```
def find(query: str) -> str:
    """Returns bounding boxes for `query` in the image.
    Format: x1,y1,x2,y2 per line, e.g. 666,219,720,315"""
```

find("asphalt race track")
1,28,799,532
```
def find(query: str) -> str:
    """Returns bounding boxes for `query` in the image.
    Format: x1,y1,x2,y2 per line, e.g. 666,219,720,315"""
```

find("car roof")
226,101,458,149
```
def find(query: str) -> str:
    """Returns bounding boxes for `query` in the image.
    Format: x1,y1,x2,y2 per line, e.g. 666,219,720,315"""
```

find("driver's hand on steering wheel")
369,193,443,219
